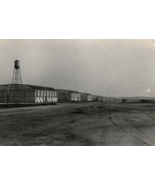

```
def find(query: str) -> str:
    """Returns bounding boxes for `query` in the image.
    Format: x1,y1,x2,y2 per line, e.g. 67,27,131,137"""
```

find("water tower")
12,60,22,84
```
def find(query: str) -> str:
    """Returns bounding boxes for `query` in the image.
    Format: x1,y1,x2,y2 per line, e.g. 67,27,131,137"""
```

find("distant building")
79,93,93,102
57,89,81,102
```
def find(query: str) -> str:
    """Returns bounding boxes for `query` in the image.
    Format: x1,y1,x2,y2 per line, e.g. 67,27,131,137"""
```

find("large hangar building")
97,96,104,102
92,95,98,101
80,93,93,102
0,84,58,104
57,89,81,102
57,90,94,102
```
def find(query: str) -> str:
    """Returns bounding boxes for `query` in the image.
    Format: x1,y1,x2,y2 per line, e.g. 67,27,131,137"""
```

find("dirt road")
0,102,155,146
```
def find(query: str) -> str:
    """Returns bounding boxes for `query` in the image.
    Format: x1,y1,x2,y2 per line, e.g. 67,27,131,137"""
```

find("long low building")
106,97,115,101
57,90,94,102
0,84,58,103
92,95,98,101
57,89,81,102
0,84,109,104
97,96,104,102
80,93,93,102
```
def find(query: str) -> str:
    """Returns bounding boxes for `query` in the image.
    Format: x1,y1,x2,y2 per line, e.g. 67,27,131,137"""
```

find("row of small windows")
35,90,58,97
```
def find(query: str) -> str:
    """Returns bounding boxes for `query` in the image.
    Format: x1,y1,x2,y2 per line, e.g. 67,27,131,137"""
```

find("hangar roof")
57,89,80,93
0,84,56,91
79,92,92,95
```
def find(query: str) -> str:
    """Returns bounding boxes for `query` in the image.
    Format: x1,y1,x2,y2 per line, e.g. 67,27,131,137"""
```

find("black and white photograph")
1,39,155,146
1,1,155,185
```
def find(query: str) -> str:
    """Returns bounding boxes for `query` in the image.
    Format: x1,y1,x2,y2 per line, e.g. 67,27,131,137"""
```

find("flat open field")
0,102,155,146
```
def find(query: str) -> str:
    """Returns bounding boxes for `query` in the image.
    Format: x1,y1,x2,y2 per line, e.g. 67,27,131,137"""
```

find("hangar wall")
0,90,35,103
87,94,93,101
57,89,81,102
93,95,98,101
71,92,81,101
80,93,93,102
80,93,87,101
35,90,58,103
98,96,103,102
0,84,58,104
57,90,71,102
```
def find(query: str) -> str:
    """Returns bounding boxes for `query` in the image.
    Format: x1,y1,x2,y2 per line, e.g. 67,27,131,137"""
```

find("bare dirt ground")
0,102,155,146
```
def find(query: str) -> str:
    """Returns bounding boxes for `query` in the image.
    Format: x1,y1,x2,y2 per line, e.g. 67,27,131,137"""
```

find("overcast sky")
0,39,155,97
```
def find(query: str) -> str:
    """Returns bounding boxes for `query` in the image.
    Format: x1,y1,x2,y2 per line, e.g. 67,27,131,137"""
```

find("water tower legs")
12,68,22,84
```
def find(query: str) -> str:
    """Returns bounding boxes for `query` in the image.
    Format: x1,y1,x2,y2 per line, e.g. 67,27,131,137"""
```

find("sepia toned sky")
0,39,155,97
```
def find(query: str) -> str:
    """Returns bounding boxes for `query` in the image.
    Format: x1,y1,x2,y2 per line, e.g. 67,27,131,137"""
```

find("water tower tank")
14,60,20,69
